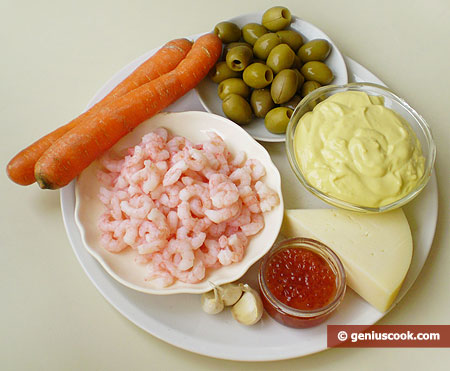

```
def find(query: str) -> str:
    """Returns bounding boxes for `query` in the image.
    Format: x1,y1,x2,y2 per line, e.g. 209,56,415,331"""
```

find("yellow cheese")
281,208,413,312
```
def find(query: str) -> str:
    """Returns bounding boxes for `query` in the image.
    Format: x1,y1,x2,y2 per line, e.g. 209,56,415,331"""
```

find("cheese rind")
281,208,413,312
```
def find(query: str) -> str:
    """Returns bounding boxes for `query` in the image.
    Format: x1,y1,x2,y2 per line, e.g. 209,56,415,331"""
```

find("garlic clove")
218,283,243,306
201,288,225,315
231,284,263,325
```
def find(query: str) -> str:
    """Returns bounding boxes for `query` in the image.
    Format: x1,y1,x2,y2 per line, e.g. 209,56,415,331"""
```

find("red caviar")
258,238,346,328
265,247,337,310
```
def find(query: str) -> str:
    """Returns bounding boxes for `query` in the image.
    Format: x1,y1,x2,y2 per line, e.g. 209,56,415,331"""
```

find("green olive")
222,94,253,125
262,6,292,32
265,107,293,134
218,78,250,100
242,62,273,89
292,55,303,70
226,45,254,72
270,69,298,104
253,33,281,60
214,21,241,43
250,89,275,118
293,68,305,92
300,61,334,84
301,80,322,97
224,42,253,55
298,39,331,62
266,44,295,74
281,95,302,110
276,30,304,52
209,61,241,84
242,23,268,46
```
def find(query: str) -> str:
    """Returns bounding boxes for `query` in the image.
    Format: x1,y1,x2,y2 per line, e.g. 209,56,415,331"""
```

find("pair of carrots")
7,33,222,189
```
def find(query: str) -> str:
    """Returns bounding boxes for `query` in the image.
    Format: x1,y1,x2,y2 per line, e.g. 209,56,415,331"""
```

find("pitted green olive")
301,80,321,97
218,78,250,100
276,30,304,52
243,62,273,89
253,33,281,60
209,61,241,84
222,94,253,125
266,44,295,74
298,39,331,62
226,45,254,72
300,61,334,84
250,89,275,118
214,22,241,43
270,69,298,104
262,6,292,31
265,107,293,134
242,23,268,46
224,42,253,55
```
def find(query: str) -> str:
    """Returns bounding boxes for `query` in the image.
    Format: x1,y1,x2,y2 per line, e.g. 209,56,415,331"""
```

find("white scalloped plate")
196,12,348,142
74,111,283,295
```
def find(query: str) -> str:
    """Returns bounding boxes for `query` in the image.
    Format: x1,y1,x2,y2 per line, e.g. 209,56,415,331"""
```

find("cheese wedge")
281,208,413,312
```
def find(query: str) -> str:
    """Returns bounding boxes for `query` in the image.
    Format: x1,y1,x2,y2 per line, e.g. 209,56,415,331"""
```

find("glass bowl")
258,237,346,328
285,82,436,213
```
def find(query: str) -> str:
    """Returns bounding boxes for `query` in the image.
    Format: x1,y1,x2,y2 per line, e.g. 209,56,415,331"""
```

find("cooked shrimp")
163,239,195,271
97,128,280,287
240,212,264,236
217,232,248,265
209,173,239,208
245,159,266,182
145,253,174,288
255,181,280,212
197,239,220,267
204,199,241,224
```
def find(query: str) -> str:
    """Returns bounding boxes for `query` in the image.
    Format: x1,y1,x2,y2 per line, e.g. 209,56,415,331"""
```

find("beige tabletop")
1,0,449,370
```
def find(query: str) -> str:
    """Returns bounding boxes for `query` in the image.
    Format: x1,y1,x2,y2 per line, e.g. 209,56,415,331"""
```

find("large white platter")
60,55,438,361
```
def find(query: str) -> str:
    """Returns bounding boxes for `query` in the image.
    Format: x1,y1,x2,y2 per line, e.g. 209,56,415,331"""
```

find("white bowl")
196,12,348,143
74,111,284,295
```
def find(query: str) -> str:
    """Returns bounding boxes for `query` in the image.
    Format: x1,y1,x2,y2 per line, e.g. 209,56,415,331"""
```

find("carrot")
34,33,222,190
7,38,193,186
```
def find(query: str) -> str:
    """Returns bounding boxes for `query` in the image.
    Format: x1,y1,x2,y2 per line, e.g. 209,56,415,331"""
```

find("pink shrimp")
176,226,206,249
217,232,248,265
120,194,154,219
145,253,174,288
255,181,280,212
240,212,264,236
96,127,280,288
204,199,241,224
209,173,239,208
171,254,206,284
197,239,220,267
163,239,195,272
163,160,188,186
245,159,266,182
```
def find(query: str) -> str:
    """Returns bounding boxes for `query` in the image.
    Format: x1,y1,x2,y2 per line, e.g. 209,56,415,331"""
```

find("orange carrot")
7,38,193,186
34,33,222,190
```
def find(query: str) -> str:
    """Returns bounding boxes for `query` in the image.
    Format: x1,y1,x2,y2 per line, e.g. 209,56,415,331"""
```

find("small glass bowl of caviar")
258,237,346,328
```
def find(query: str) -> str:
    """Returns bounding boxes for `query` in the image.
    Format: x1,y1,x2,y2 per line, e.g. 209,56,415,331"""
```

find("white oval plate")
196,12,348,143
60,55,437,361
75,111,283,295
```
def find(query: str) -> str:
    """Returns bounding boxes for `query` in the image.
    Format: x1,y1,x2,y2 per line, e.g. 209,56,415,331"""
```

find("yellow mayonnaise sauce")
294,91,425,207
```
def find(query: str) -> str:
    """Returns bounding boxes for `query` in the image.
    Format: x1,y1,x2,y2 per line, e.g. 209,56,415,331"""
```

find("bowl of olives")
196,7,348,142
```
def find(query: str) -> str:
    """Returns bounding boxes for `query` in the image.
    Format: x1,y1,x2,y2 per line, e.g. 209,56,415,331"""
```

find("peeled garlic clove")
218,283,243,306
231,284,263,325
201,288,224,315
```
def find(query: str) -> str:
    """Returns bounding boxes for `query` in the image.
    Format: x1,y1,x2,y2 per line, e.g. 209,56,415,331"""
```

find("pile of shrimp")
97,128,279,287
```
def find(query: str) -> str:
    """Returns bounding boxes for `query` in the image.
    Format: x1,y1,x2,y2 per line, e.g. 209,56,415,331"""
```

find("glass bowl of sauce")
258,237,346,328
285,82,436,213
